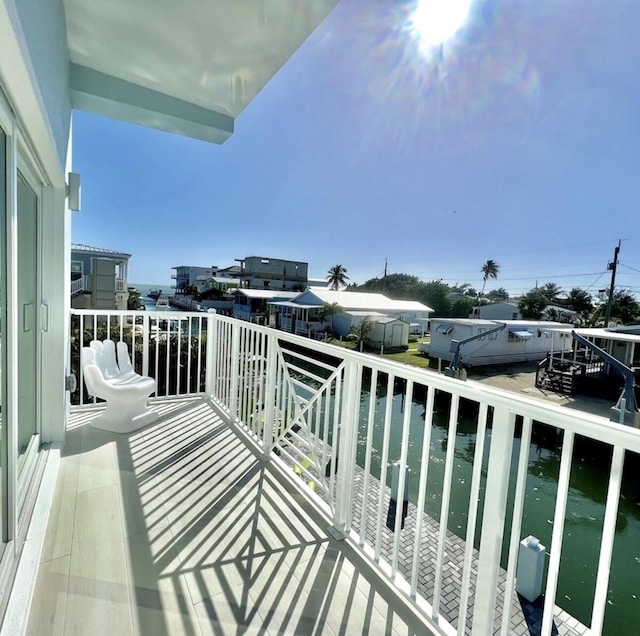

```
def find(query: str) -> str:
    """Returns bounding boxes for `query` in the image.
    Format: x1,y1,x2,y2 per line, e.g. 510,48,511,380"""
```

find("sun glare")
411,0,472,49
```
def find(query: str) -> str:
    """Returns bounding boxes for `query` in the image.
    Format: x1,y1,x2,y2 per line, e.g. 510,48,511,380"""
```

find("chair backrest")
116,341,135,375
101,340,121,380
82,347,100,396
90,340,104,372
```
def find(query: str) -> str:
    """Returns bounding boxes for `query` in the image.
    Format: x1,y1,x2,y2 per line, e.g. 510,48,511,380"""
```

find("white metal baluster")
321,383,332,500
433,393,460,620
375,373,395,562
164,318,170,397
591,444,625,633
186,315,193,394
411,385,436,598
142,313,149,379
540,429,574,635
458,402,489,633
332,360,362,537
472,407,516,636
391,379,413,576
262,331,278,453
360,367,379,547
501,416,533,635
176,318,182,395
228,323,241,419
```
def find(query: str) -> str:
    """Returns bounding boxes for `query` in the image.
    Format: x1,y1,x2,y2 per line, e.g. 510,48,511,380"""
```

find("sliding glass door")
16,170,39,491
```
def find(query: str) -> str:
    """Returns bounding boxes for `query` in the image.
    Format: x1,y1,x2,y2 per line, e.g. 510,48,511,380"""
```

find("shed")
367,317,410,349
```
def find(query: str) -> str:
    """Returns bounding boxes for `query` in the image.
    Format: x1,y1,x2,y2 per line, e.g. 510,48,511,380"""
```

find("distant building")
172,265,217,293
232,289,298,324
422,318,571,366
470,301,521,320
70,243,131,310
269,288,432,343
236,256,308,291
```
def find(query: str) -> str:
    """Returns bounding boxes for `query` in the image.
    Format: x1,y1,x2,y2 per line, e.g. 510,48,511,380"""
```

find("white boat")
155,295,170,309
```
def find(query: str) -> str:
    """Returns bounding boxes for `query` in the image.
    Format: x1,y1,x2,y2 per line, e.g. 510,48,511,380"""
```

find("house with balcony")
2,1,639,635
171,265,217,294
271,288,433,340
236,255,308,291
70,243,130,310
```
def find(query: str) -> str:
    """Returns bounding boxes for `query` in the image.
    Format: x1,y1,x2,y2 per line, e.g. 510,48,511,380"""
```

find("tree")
539,282,562,305
485,287,509,301
480,260,500,297
518,288,548,319
127,287,144,310
317,302,344,334
351,315,375,351
326,264,349,290
565,288,594,317
609,290,640,325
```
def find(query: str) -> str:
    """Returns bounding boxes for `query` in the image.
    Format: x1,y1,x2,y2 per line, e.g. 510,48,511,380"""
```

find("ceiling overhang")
63,0,339,144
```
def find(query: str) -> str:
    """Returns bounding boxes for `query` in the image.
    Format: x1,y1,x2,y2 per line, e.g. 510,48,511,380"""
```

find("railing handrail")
210,313,640,452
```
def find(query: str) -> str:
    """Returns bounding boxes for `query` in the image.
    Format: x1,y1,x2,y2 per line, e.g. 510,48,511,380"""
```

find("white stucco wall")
3,0,71,169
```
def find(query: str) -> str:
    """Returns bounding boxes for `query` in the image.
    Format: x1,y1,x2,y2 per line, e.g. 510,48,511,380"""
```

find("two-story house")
70,243,130,310
236,256,308,290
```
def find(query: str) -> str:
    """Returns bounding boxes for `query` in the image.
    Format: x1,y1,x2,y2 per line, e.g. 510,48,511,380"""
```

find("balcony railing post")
205,310,217,398
261,332,279,457
331,358,361,538
142,312,149,378
472,405,516,636
229,321,241,419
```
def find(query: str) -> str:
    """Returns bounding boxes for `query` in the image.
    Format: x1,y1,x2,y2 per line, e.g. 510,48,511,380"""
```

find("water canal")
352,386,640,634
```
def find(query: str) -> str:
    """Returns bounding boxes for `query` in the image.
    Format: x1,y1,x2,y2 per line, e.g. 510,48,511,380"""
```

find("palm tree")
317,302,343,336
326,264,349,291
480,260,500,298
351,315,375,351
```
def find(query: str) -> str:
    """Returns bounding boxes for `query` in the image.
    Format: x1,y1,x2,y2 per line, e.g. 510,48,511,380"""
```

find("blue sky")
71,0,640,298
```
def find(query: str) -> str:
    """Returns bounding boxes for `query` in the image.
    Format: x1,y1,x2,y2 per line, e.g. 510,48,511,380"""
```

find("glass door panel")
0,126,6,549
16,171,38,480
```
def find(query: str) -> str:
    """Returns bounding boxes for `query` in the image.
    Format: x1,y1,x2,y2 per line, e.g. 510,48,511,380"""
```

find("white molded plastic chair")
82,341,158,433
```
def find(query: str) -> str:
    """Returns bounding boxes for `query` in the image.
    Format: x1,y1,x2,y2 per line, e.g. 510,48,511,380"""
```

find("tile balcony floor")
26,397,427,636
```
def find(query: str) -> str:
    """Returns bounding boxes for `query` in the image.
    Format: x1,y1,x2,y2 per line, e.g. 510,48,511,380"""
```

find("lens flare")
411,0,472,50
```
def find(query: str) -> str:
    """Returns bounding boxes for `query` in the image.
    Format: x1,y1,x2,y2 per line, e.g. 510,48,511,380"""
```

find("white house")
470,301,522,320
70,243,130,310
271,288,433,339
0,0,338,628
422,318,572,366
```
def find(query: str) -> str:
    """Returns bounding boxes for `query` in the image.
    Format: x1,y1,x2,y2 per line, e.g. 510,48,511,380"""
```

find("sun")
411,0,472,50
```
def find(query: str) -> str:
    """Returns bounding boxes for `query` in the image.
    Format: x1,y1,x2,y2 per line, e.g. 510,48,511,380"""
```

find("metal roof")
236,290,298,299
71,243,131,258
302,289,433,313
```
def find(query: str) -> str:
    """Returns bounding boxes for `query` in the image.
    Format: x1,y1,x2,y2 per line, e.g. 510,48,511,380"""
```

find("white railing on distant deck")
70,275,87,296
115,278,126,292
68,310,640,635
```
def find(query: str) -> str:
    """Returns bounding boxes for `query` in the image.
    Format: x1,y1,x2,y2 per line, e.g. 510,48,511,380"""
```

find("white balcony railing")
70,275,88,296
69,309,640,635
115,278,127,292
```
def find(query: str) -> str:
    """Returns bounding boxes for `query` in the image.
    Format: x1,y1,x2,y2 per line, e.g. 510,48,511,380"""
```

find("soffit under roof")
63,0,338,143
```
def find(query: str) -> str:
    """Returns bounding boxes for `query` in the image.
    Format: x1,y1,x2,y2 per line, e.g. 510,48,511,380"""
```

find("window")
477,328,486,340
509,329,534,341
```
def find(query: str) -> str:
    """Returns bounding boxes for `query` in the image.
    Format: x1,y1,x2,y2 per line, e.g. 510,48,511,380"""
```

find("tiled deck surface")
26,397,427,636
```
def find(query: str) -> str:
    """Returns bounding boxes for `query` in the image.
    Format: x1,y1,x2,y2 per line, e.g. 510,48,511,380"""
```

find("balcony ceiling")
63,0,339,143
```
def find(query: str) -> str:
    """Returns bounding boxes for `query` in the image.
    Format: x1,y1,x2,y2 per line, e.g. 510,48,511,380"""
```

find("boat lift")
571,330,640,426
445,322,507,380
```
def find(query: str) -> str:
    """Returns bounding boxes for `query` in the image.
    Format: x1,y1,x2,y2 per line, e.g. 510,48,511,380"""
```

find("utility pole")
382,258,387,292
604,240,621,326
